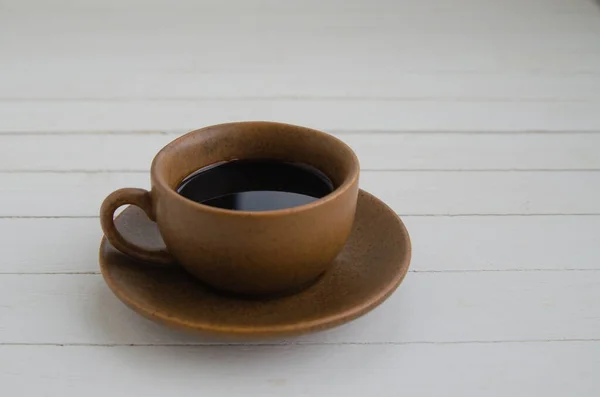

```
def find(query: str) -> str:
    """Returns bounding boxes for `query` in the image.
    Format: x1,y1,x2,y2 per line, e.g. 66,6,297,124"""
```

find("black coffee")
176,159,334,211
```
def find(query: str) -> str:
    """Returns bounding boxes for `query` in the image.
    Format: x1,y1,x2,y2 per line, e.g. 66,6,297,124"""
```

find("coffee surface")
176,159,334,211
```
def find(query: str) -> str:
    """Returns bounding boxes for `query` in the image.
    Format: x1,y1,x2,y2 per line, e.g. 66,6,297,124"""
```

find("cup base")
194,270,327,301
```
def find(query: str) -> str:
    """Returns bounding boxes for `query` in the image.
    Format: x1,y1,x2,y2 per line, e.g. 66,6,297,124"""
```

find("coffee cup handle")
100,188,174,264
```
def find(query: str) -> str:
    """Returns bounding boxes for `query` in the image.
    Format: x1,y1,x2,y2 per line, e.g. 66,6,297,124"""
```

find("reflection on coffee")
176,159,334,211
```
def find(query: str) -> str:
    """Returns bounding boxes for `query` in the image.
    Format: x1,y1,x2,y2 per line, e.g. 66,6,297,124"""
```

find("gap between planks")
2,169,600,173
4,213,600,219
3,129,600,135
3,213,600,220
3,97,600,102
1,269,599,276
1,339,600,347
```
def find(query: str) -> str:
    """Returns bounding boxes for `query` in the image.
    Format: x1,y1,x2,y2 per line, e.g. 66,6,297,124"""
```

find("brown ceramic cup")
100,121,360,295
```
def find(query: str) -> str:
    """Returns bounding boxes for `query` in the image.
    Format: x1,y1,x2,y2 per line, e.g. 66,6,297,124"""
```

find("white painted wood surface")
2,171,600,216
3,132,600,171
3,215,600,274
4,100,600,132
2,271,599,345
2,343,598,397
1,0,600,395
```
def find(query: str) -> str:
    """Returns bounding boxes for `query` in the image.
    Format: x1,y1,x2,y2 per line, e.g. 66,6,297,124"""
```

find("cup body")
112,122,360,295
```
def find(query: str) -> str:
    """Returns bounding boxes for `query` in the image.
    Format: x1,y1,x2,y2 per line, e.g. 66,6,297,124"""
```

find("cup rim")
151,121,360,217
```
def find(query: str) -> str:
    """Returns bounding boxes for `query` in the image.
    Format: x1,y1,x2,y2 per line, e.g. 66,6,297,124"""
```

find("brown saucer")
99,190,411,338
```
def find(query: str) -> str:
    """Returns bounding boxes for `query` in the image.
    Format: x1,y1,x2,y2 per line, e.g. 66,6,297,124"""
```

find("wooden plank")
7,36,598,75
1,342,599,396
5,72,600,101
1,171,599,217
3,1,600,79
3,2,600,100
2,215,599,274
6,21,599,54
5,44,598,76
2,101,600,133
0,272,598,344
1,132,599,171
0,218,102,274
409,215,600,271
2,1,595,23
2,0,590,11
2,0,595,27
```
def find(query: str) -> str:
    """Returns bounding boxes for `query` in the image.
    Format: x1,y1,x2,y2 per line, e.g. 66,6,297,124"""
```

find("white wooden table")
1,0,600,395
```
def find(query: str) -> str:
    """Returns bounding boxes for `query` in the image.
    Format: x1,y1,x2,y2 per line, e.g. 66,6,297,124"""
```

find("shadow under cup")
113,122,360,295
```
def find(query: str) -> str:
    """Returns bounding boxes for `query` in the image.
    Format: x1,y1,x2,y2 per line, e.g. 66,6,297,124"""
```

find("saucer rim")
99,189,412,338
